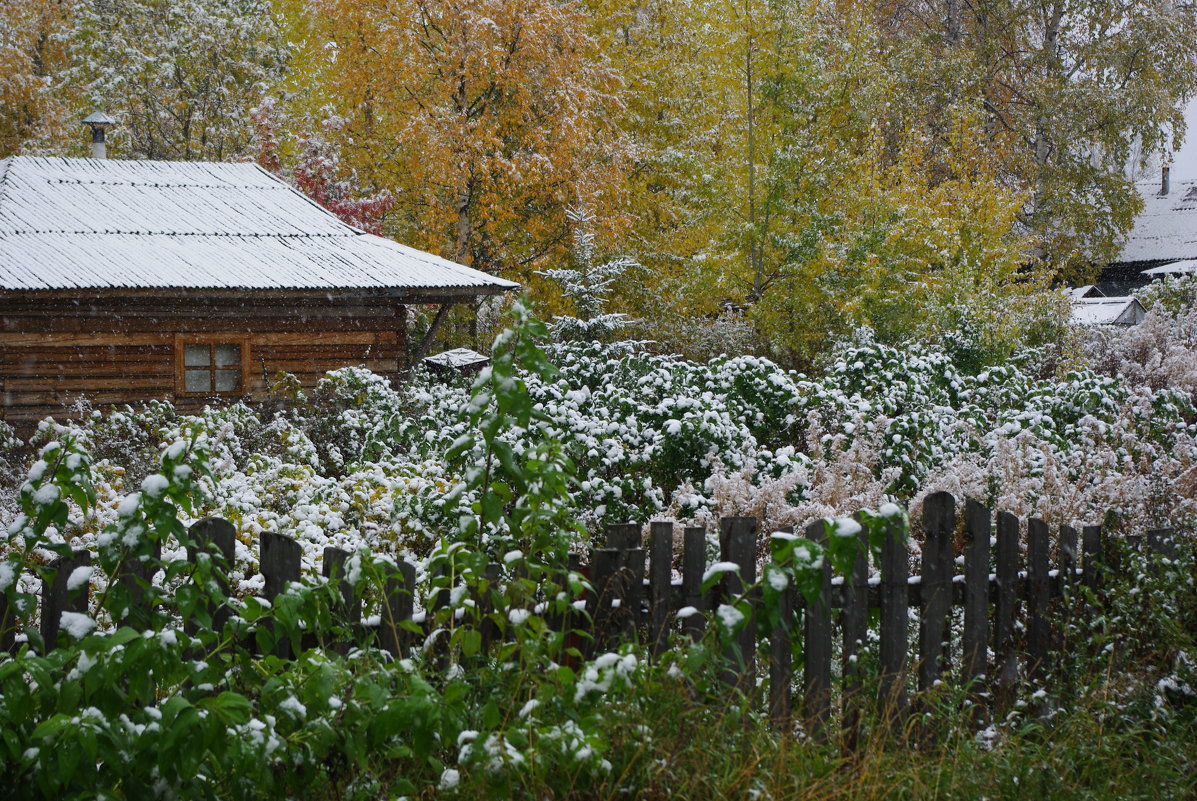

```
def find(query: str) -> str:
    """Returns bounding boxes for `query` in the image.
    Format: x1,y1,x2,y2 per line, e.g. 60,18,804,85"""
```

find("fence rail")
0,492,1184,734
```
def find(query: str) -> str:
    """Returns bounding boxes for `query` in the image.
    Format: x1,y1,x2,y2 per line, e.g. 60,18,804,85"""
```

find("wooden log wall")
0,290,406,433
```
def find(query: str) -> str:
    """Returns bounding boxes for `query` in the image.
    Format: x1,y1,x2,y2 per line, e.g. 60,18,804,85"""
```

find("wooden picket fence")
0,492,1185,733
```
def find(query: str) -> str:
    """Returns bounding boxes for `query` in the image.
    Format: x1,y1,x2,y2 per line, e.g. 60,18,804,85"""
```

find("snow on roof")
1064,285,1104,300
0,156,519,295
1070,296,1146,326
1141,258,1197,276
1116,179,1197,265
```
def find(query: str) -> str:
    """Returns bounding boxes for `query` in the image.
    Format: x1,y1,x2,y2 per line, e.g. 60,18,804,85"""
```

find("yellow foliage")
293,0,633,293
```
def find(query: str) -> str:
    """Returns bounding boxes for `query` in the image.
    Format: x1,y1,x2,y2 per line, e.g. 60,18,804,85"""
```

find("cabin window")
175,338,248,396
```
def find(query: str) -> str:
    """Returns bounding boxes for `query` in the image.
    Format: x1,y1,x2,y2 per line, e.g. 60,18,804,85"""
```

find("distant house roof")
1141,258,1197,277
1065,285,1104,300
1071,296,1147,326
1115,178,1197,266
0,156,518,297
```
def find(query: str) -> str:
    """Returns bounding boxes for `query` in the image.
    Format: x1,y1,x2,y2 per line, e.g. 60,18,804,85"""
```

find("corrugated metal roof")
0,156,518,294
1141,258,1197,276
1071,296,1146,326
1116,178,1197,265
1064,285,1103,300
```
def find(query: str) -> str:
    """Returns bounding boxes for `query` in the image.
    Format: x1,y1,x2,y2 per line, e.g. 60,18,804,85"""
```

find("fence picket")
186,517,235,635
650,522,673,659
681,527,707,642
4,493,1185,737
769,526,796,727
1027,519,1050,680
718,517,757,696
591,547,621,653
803,520,832,735
260,531,302,659
919,492,955,692
879,514,909,725
962,498,990,685
994,511,1020,706
379,560,416,659
841,518,869,749
1082,524,1104,599
40,549,90,652
0,588,10,653
1058,524,1079,672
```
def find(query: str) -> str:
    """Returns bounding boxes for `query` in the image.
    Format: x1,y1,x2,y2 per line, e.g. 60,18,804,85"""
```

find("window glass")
184,344,210,367
214,344,240,367
184,369,211,393
180,341,243,394
214,369,241,392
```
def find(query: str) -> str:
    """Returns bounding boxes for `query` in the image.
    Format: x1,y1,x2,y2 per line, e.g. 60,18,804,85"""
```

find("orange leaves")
299,0,631,282
0,0,74,155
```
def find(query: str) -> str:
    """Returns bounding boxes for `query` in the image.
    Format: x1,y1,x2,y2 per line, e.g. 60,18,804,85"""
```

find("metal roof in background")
1071,296,1146,326
1116,178,1197,265
0,156,518,294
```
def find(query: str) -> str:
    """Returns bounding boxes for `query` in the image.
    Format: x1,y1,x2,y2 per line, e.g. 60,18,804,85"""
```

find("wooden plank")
649,521,673,659
1026,518,1051,680
962,498,990,685
186,517,236,634
5,376,172,391
769,528,797,727
0,583,11,653
607,524,640,550
7,389,179,406
994,511,1020,705
250,331,398,346
114,537,162,630
322,547,361,624
380,560,417,658
1057,524,1079,675
1147,529,1177,573
681,527,706,641
803,519,832,735
590,547,621,654
621,547,646,639
3,344,174,360
2,313,393,336
249,358,398,374
879,513,909,724
841,518,869,749
0,332,172,346
718,517,757,696
1082,524,1104,604
40,549,91,652
3,361,176,378
479,562,503,655
260,531,303,659
252,344,391,359
919,492,955,693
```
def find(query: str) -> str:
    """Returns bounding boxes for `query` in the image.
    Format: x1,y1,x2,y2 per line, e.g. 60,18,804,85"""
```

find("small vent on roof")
82,111,116,160
1184,186,1197,203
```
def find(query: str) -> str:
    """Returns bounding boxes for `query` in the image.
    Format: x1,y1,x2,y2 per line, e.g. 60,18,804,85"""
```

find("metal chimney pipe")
90,130,106,160
1161,165,1171,196
81,111,116,159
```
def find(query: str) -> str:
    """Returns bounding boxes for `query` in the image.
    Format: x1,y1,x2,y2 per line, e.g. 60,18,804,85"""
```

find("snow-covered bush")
4,316,1197,578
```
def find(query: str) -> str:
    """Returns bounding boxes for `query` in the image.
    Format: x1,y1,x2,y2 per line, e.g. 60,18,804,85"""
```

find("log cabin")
0,156,517,436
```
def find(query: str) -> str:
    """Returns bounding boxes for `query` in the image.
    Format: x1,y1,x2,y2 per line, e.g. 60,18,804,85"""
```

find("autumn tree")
0,0,74,156
66,0,288,160
869,0,1197,278
298,0,632,287
251,99,397,234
